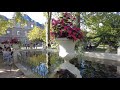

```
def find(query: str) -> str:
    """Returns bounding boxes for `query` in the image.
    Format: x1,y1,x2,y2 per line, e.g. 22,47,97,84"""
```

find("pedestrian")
33,43,36,49
27,44,30,49
25,44,27,49
4,44,6,49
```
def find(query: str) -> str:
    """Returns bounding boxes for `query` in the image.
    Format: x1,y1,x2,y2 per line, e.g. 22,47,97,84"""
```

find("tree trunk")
46,52,51,69
46,12,52,48
75,12,80,28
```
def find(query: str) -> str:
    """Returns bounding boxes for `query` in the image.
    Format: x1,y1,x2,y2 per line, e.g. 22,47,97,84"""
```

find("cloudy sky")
0,12,47,24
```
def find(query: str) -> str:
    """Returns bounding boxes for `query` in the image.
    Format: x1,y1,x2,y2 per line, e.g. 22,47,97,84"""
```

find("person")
27,44,30,49
48,43,51,47
30,43,32,49
89,42,92,50
2,47,13,64
6,44,9,49
2,48,8,62
25,44,27,49
4,44,6,49
9,44,12,49
35,43,38,49
0,46,2,53
33,43,36,49
7,47,13,65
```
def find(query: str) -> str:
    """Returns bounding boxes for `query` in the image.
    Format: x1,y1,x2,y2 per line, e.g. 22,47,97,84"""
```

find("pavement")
0,54,26,78
15,63,39,78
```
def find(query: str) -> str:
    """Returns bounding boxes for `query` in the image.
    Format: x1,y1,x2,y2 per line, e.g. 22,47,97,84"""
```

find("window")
31,24,34,28
7,31,10,34
17,31,20,35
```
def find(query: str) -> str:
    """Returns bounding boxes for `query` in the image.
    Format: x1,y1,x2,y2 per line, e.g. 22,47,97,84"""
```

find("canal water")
18,50,120,78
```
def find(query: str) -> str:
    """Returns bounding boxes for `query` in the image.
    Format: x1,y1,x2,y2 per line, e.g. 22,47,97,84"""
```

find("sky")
0,12,90,31
0,12,47,24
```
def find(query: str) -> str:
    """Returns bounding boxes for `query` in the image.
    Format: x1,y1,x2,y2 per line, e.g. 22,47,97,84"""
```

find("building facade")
0,14,44,44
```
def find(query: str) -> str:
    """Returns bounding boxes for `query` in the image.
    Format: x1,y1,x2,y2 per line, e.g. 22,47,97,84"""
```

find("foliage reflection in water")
18,50,64,77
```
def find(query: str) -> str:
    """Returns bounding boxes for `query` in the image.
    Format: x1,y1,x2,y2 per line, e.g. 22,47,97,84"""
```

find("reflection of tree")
46,52,61,68
46,52,65,75
29,53,46,66
46,52,51,69
26,51,64,76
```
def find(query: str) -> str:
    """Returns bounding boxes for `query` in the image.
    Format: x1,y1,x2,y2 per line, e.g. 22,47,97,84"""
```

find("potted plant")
51,12,83,61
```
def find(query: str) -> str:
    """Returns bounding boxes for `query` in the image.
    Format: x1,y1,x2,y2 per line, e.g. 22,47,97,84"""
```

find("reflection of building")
0,14,44,44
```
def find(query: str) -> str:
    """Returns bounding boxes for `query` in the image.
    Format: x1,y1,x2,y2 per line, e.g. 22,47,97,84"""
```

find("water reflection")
32,63,48,78
18,50,120,78
46,52,51,68
19,50,64,77
79,59,118,78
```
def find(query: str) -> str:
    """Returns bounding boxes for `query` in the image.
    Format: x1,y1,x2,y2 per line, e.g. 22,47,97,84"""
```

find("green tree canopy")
81,12,120,48
0,12,27,36
27,26,46,42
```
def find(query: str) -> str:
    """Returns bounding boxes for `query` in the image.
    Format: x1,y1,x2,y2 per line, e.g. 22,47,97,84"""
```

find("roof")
36,22,44,29
23,14,32,22
0,14,44,29
22,14,44,29
0,15,9,21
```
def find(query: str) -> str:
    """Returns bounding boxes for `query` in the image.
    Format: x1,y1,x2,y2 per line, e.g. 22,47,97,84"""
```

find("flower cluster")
51,12,83,41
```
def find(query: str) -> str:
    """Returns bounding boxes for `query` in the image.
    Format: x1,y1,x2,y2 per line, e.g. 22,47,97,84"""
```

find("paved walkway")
84,51,120,61
0,54,26,78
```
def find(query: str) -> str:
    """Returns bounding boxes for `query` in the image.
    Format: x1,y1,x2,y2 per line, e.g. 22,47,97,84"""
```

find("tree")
43,12,52,48
0,12,27,36
27,26,46,42
46,12,52,48
13,12,27,27
81,12,120,49
75,12,80,28
0,15,14,35
0,19,12,35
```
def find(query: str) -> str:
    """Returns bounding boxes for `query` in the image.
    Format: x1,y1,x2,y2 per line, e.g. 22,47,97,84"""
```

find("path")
84,51,120,61
0,54,26,78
